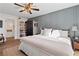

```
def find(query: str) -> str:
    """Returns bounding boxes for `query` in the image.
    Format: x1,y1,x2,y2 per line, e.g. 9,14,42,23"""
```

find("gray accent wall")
29,5,79,37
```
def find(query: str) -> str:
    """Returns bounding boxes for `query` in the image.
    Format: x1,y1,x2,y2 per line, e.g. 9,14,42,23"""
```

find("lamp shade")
72,25,78,31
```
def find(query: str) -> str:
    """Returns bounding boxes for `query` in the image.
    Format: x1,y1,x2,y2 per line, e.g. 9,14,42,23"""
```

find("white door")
5,20,14,37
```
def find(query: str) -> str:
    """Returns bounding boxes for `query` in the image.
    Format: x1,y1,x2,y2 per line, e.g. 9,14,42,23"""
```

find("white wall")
0,13,17,38
0,17,6,41
0,13,28,40
14,19,20,39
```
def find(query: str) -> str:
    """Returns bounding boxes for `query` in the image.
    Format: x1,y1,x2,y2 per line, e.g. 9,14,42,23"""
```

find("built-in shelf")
20,21,26,37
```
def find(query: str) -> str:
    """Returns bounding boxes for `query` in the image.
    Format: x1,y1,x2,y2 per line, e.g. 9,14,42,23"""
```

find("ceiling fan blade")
32,8,39,11
19,10,25,12
14,3,24,7
28,3,33,6
29,10,32,14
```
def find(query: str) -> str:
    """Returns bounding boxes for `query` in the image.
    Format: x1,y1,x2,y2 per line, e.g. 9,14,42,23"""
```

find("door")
25,21,33,36
6,20,14,37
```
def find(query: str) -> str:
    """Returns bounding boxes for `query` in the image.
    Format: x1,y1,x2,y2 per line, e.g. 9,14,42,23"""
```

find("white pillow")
40,29,44,35
43,28,52,36
60,30,68,37
51,30,61,38
51,29,68,38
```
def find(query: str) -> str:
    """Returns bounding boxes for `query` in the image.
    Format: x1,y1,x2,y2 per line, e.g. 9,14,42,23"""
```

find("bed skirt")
19,42,54,56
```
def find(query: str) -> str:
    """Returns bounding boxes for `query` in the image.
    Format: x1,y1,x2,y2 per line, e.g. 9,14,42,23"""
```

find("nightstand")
74,39,79,50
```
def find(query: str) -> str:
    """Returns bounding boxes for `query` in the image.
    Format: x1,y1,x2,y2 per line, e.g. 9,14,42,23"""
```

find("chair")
0,34,5,43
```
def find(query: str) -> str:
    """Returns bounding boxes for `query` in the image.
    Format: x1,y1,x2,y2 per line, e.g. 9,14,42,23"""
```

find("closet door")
25,21,33,36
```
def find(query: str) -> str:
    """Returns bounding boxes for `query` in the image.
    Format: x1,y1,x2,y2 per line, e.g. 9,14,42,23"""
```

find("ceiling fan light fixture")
14,3,39,14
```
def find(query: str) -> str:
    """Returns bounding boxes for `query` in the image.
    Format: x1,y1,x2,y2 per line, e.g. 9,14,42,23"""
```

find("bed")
19,35,74,56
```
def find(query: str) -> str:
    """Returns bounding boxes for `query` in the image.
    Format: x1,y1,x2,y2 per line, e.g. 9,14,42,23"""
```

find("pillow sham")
43,28,52,36
40,29,44,35
60,30,68,37
51,30,61,38
51,29,68,38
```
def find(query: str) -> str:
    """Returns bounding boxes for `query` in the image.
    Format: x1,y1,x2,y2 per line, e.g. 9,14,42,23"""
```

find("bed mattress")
19,35,74,56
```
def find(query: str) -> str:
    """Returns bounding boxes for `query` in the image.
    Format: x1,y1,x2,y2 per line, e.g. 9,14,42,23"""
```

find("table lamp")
72,25,78,39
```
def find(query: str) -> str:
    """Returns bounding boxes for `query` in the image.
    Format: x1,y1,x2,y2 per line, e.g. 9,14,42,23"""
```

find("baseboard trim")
6,37,14,39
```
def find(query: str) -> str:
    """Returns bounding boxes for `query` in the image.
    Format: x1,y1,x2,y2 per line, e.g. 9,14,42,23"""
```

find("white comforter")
20,35,74,56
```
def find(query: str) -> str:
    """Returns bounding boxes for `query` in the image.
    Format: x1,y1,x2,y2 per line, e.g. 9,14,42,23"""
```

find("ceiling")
0,3,78,19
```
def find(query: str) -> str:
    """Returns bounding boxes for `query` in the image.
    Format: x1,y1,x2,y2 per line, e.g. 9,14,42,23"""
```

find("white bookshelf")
20,21,26,37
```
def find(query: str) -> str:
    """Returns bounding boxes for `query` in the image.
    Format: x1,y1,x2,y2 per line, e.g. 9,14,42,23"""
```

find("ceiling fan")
14,3,39,14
